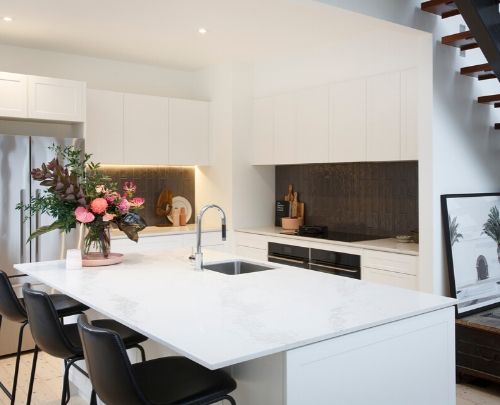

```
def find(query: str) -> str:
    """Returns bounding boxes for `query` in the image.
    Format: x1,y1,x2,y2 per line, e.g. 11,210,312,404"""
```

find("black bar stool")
77,314,237,405
22,283,148,405
0,270,89,404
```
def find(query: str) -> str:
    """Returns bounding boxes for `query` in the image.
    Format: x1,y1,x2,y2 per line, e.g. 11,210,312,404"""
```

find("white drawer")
362,267,417,290
363,250,417,276
235,232,268,250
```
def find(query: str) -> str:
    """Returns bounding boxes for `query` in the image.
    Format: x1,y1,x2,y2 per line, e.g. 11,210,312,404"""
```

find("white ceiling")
0,0,418,71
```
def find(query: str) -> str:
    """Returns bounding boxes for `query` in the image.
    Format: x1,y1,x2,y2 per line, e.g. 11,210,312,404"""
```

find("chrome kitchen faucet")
189,204,226,270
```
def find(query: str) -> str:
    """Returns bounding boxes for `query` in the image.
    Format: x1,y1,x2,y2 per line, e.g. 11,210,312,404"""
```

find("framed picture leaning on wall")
442,193,500,317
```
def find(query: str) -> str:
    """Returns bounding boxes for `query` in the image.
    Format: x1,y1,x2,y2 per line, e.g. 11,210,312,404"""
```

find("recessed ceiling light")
198,27,207,35
2,16,13,22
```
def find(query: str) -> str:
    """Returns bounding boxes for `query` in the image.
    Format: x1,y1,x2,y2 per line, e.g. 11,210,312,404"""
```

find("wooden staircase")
421,0,500,130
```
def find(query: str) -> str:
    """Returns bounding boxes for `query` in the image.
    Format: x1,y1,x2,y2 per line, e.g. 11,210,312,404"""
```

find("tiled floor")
1,351,500,404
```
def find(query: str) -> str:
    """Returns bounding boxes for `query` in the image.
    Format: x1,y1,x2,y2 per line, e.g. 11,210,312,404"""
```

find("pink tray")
82,252,123,267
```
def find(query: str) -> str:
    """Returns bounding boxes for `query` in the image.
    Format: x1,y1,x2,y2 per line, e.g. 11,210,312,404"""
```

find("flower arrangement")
18,145,146,259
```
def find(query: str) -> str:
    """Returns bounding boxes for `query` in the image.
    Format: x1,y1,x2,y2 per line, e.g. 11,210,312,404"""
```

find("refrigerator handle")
35,189,41,262
19,189,26,263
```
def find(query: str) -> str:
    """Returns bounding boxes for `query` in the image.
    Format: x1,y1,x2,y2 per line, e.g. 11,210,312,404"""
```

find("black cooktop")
295,226,385,242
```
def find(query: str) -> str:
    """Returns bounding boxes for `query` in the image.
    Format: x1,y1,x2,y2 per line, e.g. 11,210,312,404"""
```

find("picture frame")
442,193,500,318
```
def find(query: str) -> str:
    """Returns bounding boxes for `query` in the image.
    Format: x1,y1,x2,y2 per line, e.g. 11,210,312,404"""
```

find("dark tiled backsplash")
276,162,418,237
99,166,195,226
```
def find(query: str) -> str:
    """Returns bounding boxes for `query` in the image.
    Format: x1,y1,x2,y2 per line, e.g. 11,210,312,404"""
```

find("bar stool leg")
0,315,13,401
26,346,39,405
10,321,28,405
90,389,97,405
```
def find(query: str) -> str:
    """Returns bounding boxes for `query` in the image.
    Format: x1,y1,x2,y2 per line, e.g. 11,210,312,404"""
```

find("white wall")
0,43,205,99
318,0,500,295
195,64,275,230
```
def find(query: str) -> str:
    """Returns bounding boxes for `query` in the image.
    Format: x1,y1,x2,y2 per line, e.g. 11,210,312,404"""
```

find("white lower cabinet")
362,249,418,290
236,245,268,261
362,267,417,290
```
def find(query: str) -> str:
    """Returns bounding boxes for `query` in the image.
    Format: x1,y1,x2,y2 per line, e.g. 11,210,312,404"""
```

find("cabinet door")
0,72,27,118
366,72,401,161
296,86,329,164
169,98,210,165
28,76,85,122
401,68,418,160
330,79,366,162
362,267,417,290
274,93,297,165
123,94,169,165
252,97,274,165
86,89,124,164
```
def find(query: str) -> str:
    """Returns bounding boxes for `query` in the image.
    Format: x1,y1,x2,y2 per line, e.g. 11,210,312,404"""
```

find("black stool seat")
132,356,237,405
64,320,147,353
78,316,237,405
19,294,89,318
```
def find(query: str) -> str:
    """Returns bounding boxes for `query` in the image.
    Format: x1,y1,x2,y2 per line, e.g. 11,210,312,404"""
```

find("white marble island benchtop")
15,249,453,370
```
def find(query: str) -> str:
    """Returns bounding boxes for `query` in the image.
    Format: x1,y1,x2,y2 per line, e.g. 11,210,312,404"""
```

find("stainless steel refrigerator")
0,135,84,356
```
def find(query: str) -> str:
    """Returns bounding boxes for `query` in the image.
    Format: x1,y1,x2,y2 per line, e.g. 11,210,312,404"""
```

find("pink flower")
75,207,95,224
105,191,120,203
103,212,116,222
90,198,108,214
123,181,137,195
129,197,145,208
118,198,131,213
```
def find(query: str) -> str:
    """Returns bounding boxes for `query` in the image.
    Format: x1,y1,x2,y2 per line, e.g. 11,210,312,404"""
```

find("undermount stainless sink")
203,260,275,275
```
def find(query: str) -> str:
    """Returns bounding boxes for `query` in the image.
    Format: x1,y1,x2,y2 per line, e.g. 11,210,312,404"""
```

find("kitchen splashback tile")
276,161,418,237
99,166,195,227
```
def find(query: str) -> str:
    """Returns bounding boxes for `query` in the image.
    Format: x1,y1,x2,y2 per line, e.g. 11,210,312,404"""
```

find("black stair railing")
455,0,500,82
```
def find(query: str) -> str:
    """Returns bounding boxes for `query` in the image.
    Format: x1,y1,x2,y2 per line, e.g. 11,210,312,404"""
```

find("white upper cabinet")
296,86,329,164
366,72,401,161
168,98,210,166
28,76,85,122
123,93,169,165
86,89,124,165
274,93,297,165
330,79,366,163
401,68,418,160
0,72,28,118
252,97,275,165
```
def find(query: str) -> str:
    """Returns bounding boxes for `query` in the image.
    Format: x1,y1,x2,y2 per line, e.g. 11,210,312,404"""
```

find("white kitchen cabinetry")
366,72,401,161
330,79,366,162
252,97,275,165
86,89,124,164
123,94,169,165
401,68,418,160
296,86,329,164
274,93,297,165
28,76,85,122
0,72,28,118
362,249,418,290
168,98,210,166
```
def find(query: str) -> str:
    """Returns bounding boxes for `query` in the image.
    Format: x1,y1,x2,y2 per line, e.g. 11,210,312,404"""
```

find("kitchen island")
16,249,456,405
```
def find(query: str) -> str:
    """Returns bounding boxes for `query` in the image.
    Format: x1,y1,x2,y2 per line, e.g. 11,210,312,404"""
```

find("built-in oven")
268,242,361,279
310,248,361,279
268,242,309,269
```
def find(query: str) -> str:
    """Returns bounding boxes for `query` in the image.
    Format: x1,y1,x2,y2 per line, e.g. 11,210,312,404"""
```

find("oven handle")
310,262,359,274
268,255,307,265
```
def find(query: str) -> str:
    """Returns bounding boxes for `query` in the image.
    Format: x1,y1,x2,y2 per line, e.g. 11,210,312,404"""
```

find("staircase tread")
421,1,459,18
461,63,497,80
442,31,478,50
478,94,500,104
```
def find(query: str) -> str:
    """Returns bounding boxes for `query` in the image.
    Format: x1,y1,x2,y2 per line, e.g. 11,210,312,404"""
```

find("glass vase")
84,221,111,258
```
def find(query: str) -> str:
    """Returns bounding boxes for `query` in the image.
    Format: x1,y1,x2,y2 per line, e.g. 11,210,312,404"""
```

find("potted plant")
18,145,146,263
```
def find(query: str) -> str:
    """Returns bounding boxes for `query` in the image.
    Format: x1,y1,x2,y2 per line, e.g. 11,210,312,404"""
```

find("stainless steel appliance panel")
0,135,30,277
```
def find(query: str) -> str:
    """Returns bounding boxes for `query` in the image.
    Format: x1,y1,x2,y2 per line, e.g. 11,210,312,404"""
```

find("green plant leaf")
27,221,64,242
